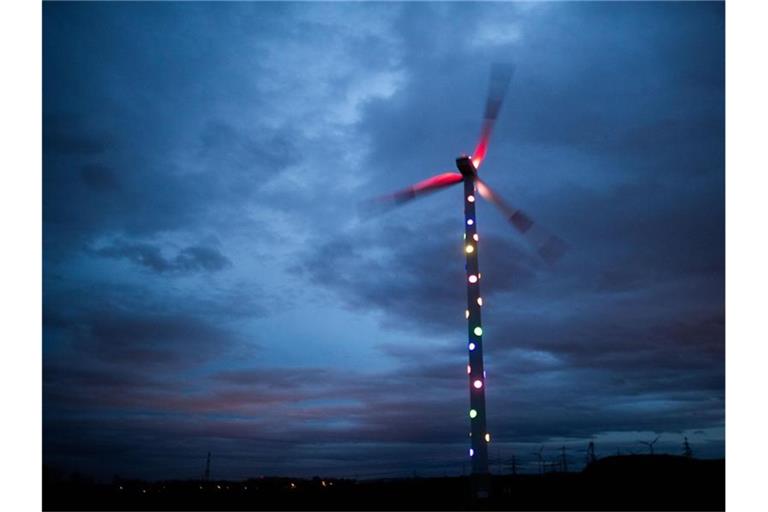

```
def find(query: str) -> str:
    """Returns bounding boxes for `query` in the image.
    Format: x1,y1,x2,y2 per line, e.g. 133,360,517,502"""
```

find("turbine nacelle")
456,155,477,178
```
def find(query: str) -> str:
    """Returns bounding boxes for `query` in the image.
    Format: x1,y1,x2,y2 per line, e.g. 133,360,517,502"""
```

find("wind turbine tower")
373,65,566,496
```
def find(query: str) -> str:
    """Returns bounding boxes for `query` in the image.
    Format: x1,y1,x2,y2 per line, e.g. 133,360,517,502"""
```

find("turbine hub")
456,155,477,177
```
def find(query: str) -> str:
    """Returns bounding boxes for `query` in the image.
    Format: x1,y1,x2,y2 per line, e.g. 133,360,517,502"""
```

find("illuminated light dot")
485,433,491,443
467,195,475,203
473,379,483,389
469,448,474,457
465,244,474,253
467,219,474,226
473,233,479,242
468,275,478,283
469,409,478,418
468,342,476,351
477,297,483,306
474,326,483,336
463,233,466,240
465,309,470,319
467,365,471,374
478,273,482,279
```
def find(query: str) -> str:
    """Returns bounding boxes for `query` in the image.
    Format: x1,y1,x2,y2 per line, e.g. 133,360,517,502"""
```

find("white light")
465,309,469,319
465,244,474,253
477,297,483,306
468,342,476,351
467,195,475,203
485,433,491,443
467,365,471,374
468,275,478,283
474,326,483,336
473,379,483,389
473,233,479,242
469,409,478,418
470,448,474,457
467,219,474,226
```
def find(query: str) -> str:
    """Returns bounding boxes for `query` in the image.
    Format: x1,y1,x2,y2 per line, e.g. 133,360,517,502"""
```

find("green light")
469,409,478,418
474,326,483,336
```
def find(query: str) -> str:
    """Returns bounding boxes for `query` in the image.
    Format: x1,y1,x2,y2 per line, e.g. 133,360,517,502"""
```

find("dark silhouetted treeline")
43,455,724,511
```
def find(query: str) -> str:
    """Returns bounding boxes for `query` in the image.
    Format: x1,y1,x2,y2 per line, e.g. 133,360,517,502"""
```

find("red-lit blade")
472,64,514,169
372,172,464,208
476,178,567,264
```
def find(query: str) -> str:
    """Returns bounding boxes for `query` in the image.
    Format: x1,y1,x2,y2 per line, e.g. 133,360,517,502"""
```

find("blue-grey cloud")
43,1,724,481
93,240,231,274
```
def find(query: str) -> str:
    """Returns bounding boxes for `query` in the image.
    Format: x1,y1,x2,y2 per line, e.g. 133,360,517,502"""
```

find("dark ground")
43,455,725,511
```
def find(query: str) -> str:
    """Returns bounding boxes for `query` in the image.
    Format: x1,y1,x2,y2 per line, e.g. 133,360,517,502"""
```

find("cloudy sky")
43,1,724,480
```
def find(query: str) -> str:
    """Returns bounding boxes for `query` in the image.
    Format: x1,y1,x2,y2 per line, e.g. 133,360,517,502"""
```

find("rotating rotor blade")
369,172,463,209
475,177,567,264
472,63,515,169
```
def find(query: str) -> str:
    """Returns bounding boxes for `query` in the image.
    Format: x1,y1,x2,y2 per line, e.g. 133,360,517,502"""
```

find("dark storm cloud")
43,1,724,480
43,114,111,156
46,307,243,371
80,164,120,191
296,219,541,336
93,240,231,274
197,120,299,174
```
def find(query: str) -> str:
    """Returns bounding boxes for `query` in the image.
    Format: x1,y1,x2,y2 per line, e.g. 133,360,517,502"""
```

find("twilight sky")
43,1,724,480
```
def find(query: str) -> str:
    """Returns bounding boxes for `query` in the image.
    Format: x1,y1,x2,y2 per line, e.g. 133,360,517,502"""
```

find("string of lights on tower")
463,180,490,475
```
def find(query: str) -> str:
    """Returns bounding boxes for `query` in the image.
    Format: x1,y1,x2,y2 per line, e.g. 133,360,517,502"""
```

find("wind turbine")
639,435,661,455
373,65,566,481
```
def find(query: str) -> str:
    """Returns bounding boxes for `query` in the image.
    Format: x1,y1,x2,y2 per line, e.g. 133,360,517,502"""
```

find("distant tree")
682,437,693,458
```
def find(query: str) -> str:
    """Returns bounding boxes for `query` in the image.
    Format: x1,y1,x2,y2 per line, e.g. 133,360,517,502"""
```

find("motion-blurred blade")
370,172,464,209
472,63,515,169
475,178,567,264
